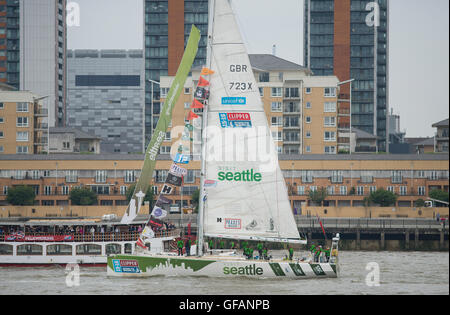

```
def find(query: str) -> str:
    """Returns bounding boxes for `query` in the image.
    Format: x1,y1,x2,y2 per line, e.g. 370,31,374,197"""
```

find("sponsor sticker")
221,97,246,105
225,218,242,229
219,113,252,128
112,260,141,273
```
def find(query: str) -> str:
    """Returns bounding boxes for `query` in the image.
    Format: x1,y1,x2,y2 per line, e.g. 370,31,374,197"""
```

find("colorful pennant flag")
187,111,199,120
198,76,210,87
200,67,215,76
191,98,204,109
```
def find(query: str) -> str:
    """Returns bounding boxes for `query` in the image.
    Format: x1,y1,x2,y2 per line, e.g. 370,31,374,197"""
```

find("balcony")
34,108,48,117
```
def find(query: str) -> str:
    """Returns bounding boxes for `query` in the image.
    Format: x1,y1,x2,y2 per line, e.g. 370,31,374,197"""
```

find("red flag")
136,238,146,249
198,76,210,87
187,111,199,120
191,98,204,109
317,215,327,239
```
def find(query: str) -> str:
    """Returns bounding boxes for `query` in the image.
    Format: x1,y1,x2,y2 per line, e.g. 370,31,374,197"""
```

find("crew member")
177,239,184,256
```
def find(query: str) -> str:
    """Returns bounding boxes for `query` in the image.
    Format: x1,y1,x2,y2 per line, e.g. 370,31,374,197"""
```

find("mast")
197,0,216,257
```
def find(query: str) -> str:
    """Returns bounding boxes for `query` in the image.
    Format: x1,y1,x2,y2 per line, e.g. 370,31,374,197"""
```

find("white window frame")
16,146,28,154
16,102,29,113
95,170,107,183
324,87,336,97
305,87,312,94
271,87,282,97
16,117,29,127
271,102,282,112
324,116,336,127
16,131,29,142
324,131,336,142
324,102,337,113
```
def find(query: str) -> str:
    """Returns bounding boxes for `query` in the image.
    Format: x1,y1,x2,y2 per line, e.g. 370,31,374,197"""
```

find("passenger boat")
0,218,179,267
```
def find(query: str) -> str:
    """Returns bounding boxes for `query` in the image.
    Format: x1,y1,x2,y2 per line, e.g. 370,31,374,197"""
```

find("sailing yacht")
107,0,340,279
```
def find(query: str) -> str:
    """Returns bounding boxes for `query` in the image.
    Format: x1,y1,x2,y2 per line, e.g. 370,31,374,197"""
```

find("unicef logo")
154,208,163,217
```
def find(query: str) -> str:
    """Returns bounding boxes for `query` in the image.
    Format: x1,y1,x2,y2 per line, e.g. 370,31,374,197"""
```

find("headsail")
200,0,304,243
120,25,201,224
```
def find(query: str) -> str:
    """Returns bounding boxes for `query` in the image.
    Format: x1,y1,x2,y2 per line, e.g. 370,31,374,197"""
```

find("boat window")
17,244,43,256
124,243,132,254
105,244,121,255
76,244,102,255
47,244,72,256
0,244,13,255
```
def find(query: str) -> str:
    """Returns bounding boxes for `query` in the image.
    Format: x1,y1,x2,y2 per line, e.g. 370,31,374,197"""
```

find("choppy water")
0,251,448,295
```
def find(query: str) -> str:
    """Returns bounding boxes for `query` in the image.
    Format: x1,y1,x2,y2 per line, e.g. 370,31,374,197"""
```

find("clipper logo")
112,260,141,273
225,218,242,229
219,113,252,128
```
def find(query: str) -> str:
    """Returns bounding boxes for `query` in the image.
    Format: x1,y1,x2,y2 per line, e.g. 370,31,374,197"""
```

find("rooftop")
49,127,101,140
432,118,449,128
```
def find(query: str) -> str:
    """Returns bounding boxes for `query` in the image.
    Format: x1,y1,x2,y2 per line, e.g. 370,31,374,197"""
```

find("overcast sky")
68,0,449,138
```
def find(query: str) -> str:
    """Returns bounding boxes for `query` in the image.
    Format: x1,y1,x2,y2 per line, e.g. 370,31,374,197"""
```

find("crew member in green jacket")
323,247,331,262
257,243,263,259
208,239,213,251
314,246,322,262
288,247,294,260
177,239,184,256
262,247,268,260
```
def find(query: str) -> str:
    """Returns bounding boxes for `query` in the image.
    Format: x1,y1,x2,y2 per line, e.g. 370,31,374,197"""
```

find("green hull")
107,254,338,279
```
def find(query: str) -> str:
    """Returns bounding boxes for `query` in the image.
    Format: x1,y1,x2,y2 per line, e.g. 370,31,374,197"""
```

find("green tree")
191,189,200,213
126,184,155,208
415,199,425,207
308,187,328,206
429,189,449,204
369,188,397,207
69,187,97,206
7,185,35,206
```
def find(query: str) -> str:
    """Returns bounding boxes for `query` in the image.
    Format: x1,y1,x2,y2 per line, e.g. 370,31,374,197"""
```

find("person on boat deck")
257,243,263,259
219,240,225,249
314,246,322,262
177,239,184,256
323,247,331,262
288,247,294,260
208,239,214,252
230,241,235,249
262,247,269,260
185,239,191,256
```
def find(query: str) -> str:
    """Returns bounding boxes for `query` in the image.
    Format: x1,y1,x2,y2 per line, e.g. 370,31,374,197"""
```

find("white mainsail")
201,0,303,244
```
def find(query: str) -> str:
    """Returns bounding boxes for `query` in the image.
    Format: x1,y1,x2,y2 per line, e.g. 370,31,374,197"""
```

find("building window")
16,146,28,154
306,131,311,138
327,186,335,195
125,171,136,183
391,171,402,184
155,170,168,183
324,131,336,141
271,116,282,127
324,102,337,113
309,186,317,192
0,117,3,123
160,146,171,154
339,186,347,196
17,117,29,127
0,102,3,109
120,186,127,195
184,102,190,109
16,103,29,112
66,171,78,183
3,186,8,195
44,186,52,196
61,186,70,195
184,88,190,94
271,102,282,112
95,170,107,183
16,132,29,142
418,186,426,196
305,87,312,94
370,186,377,194
0,131,3,138
160,88,170,98
259,87,264,97
272,131,282,141
331,171,343,183
324,87,336,97
184,170,195,184
387,186,395,194
357,186,364,196
399,186,407,196
91,185,110,195
0,145,4,153
297,186,306,195
306,102,312,109
305,146,311,153
271,87,282,97
324,116,336,127
325,146,336,154
305,116,311,124
301,171,313,183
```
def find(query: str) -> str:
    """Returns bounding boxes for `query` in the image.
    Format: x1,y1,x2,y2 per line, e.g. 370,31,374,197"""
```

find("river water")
0,251,448,295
